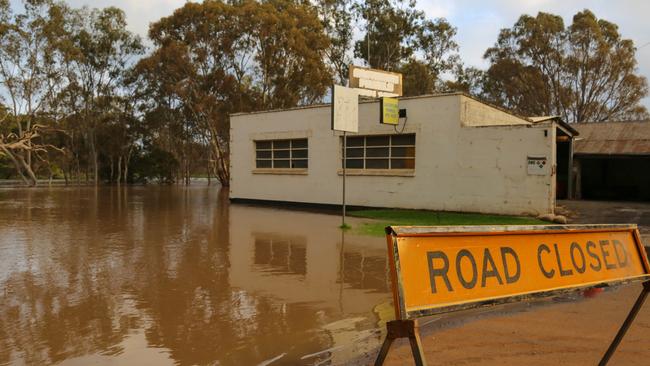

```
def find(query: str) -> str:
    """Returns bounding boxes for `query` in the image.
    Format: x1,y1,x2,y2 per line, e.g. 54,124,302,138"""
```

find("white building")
229,93,576,216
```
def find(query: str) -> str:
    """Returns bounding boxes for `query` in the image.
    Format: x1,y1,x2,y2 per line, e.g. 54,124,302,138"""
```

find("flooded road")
0,186,391,365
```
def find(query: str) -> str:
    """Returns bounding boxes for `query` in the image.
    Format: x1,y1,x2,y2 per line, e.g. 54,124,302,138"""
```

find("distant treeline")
0,0,647,186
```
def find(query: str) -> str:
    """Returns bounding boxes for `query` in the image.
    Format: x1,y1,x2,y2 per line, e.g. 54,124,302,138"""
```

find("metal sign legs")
374,319,427,366
599,280,650,366
375,281,649,366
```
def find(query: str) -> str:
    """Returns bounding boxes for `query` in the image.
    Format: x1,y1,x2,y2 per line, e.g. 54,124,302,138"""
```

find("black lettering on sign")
500,247,520,284
570,242,586,274
600,240,617,270
612,240,629,268
586,241,602,271
427,251,453,293
554,243,573,277
481,248,503,287
456,249,478,289
538,244,555,278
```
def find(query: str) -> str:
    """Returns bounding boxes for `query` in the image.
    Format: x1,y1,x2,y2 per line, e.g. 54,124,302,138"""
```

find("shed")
572,121,650,201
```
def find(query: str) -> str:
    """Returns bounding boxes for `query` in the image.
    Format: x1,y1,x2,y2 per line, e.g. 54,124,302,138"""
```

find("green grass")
348,209,547,236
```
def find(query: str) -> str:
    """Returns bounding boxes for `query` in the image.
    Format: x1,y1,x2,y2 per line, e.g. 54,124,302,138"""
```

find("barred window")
342,134,415,169
255,139,308,169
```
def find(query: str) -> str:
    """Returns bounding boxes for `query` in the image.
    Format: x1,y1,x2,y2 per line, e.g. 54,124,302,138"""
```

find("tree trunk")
124,154,130,184
207,156,211,186
16,153,37,186
117,156,122,186
1,146,30,186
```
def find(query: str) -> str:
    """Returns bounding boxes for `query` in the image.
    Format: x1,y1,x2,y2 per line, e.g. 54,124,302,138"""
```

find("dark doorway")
578,156,650,201
556,140,571,199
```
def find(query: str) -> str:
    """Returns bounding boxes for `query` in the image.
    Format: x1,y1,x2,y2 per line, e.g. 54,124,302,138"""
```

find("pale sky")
12,0,650,107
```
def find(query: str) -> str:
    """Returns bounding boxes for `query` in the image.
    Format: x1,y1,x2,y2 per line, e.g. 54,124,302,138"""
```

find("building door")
577,156,650,201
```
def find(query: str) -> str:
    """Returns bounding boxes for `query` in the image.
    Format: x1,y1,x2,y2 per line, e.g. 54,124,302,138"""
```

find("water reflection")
0,186,391,365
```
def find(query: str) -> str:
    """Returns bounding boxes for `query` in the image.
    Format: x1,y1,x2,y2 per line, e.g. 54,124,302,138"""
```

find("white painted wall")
230,94,556,216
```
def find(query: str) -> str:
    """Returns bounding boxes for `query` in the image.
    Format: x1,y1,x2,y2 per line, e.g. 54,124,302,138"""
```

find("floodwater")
0,185,392,365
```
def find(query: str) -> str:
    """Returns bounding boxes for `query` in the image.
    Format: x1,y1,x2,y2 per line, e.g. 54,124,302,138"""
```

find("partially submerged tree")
57,5,144,185
0,0,67,185
138,0,332,185
483,10,648,122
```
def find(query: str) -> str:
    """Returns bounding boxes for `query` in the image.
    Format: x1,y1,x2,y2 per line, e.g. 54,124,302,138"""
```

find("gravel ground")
557,200,650,247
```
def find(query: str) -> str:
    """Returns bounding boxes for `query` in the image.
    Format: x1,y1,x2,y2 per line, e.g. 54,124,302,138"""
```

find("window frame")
254,138,308,173
341,133,416,172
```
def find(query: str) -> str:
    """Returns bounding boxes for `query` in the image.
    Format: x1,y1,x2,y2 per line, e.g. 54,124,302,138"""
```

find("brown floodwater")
0,185,393,365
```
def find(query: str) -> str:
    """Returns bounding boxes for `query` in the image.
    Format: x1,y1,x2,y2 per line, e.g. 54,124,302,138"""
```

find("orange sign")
386,225,650,319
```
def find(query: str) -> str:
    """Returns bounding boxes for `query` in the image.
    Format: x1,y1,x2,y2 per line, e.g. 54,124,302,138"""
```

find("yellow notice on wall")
386,225,650,319
380,97,399,125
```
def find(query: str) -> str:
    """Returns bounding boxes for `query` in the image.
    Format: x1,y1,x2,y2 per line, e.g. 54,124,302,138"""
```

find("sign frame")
349,65,403,97
386,224,650,320
375,224,650,366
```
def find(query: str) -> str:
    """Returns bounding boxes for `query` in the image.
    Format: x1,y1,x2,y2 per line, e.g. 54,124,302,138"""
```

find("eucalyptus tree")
0,0,67,185
316,0,355,85
57,5,144,184
352,0,461,96
483,10,648,122
139,0,332,185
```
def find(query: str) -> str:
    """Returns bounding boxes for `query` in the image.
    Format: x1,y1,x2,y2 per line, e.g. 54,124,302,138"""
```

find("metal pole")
342,131,347,227
598,281,650,366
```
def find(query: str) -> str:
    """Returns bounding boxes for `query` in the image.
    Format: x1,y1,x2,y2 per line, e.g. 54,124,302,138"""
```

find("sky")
14,0,650,107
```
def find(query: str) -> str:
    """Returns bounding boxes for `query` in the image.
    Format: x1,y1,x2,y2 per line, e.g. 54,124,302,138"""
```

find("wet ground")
0,188,649,365
558,200,650,247
381,282,650,365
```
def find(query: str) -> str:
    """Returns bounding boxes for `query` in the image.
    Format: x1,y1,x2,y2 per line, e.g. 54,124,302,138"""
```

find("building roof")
528,115,579,136
573,121,650,156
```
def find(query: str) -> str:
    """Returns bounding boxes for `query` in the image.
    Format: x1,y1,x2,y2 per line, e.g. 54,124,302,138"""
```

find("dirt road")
378,283,649,365
558,200,650,247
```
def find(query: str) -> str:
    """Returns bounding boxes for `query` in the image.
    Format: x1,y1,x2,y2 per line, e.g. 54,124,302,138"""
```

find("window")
255,138,308,169
342,134,415,170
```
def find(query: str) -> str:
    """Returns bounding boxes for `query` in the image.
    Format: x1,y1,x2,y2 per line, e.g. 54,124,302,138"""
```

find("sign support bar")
374,319,427,366
599,280,650,366
341,131,347,227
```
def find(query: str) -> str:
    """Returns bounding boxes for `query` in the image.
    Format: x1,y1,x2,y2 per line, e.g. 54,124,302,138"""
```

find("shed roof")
573,121,650,156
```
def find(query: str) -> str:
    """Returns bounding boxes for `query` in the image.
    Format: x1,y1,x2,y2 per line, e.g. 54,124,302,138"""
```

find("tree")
56,5,144,185
138,0,332,186
483,10,648,122
0,0,67,185
316,0,354,85
353,0,460,96
353,0,422,71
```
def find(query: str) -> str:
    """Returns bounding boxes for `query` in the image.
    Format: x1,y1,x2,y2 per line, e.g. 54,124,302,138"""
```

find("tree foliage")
0,1,647,187
350,0,461,96
483,10,648,122
137,0,332,185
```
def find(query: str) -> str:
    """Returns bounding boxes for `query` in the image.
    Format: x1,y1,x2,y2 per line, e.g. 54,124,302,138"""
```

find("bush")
129,147,179,184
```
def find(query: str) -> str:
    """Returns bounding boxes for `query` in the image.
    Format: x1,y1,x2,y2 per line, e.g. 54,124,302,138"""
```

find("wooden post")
375,319,427,366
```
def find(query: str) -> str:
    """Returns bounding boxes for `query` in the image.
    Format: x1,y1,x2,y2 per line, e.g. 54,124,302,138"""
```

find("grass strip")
348,209,547,236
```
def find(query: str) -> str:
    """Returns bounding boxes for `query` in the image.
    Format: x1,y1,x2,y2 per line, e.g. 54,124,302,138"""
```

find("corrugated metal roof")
573,121,650,155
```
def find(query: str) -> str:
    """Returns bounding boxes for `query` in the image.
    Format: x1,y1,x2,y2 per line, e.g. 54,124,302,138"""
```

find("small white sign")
527,156,548,175
331,85,359,133
348,65,403,97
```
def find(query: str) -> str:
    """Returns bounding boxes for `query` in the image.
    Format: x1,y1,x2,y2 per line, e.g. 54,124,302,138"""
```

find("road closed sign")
386,224,650,320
